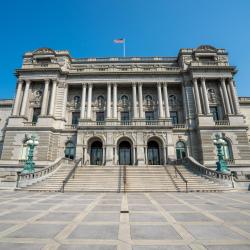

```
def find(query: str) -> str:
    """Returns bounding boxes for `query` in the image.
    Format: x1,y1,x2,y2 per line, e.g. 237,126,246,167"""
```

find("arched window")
169,95,177,107
121,95,129,107
97,95,105,108
147,141,160,165
220,139,233,160
90,141,103,165
74,96,81,109
64,141,75,160
208,89,216,103
176,141,186,160
145,95,153,107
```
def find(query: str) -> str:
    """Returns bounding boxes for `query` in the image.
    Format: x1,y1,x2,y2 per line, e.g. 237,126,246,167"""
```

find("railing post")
16,171,21,188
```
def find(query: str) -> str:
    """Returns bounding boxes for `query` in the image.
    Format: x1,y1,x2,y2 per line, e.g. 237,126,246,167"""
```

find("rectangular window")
145,111,154,120
170,111,178,124
32,108,41,124
210,106,219,121
121,112,130,125
72,112,80,125
96,112,104,124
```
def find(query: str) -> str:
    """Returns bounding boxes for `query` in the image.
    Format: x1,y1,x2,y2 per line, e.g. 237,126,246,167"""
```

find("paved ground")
0,191,249,250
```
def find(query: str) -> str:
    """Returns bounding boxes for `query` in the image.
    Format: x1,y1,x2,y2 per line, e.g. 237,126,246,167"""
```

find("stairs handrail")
173,164,188,192
184,156,233,184
16,157,68,188
60,158,82,192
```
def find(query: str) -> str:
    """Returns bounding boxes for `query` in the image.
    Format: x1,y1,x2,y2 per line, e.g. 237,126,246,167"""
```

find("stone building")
0,45,250,171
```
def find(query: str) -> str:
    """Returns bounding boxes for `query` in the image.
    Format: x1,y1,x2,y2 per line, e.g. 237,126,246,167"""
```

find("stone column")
80,83,87,119
49,79,57,116
229,79,240,114
41,79,50,116
221,78,232,114
181,84,187,120
201,78,210,114
163,83,170,118
62,83,68,120
157,82,164,119
113,83,117,119
107,83,111,119
138,83,144,118
13,79,23,115
132,82,138,118
87,83,93,119
20,80,31,116
193,78,202,115
226,82,234,114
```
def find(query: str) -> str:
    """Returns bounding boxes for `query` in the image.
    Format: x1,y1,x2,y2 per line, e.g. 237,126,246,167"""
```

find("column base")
227,114,245,126
197,114,214,126
8,116,27,127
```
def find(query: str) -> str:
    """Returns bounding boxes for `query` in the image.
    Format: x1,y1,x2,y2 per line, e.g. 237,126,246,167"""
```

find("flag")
113,38,125,44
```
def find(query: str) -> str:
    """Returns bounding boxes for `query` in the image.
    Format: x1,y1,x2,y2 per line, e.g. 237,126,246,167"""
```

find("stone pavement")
0,191,249,249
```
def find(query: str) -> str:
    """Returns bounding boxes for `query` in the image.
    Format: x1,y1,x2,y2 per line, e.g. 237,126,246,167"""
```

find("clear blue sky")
0,0,250,99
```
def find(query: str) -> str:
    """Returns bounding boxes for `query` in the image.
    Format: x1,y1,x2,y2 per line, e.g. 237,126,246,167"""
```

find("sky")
0,0,250,99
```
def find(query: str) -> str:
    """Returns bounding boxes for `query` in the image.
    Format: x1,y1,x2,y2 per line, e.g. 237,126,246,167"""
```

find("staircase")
22,164,233,192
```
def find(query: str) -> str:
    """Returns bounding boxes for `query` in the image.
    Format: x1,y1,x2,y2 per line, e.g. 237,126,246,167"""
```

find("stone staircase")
22,164,233,192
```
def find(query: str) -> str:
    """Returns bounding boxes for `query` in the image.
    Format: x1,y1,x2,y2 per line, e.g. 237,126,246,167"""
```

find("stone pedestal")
228,115,245,126
197,115,214,126
8,116,27,127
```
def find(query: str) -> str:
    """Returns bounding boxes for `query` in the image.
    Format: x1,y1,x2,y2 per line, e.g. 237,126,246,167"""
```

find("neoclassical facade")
1,45,250,170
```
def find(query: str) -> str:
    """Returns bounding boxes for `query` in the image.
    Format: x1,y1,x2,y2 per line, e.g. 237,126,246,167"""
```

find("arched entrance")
147,141,160,165
119,141,132,165
90,141,103,165
176,141,186,160
65,141,76,160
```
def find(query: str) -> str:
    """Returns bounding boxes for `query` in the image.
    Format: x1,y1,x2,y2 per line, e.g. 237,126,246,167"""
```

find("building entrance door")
90,141,103,165
147,141,160,165
119,141,132,165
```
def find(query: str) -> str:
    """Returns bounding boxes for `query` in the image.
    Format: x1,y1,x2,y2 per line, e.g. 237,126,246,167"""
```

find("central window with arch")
119,141,132,165
176,141,186,160
147,141,160,165
65,141,76,160
90,141,103,165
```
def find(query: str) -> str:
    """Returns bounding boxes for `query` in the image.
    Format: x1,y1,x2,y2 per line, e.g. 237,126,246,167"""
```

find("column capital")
132,82,137,87
138,82,143,86
25,79,31,84
82,82,87,87
88,82,93,87
18,79,24,84
220,77,226,82
157,82,162,87
201,77,206,82
113,82,117,87
44,79,50,84
52,79,57,84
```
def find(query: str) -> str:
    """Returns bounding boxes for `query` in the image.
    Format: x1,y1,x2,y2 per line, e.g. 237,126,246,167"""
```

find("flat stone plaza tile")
0,211,39,220
234,224,250,233
83,212,120,222
129,212,167,222
133,246,191,250
0,223,15,232
59,245,117,250
8,223,65,238
129,205,157,211
93,205,121,211
191,204,227,211
57,204,88,211
211,212,250,221
170,212,212,222
38,212,78,221
162,204,195,211
205,245,250,250
24,204,57,210
131,225,181,240
0,242,45,250
184,225,247,240
68,225,119,239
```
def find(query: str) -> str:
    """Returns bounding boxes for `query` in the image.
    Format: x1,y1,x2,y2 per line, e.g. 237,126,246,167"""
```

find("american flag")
113,38,125,44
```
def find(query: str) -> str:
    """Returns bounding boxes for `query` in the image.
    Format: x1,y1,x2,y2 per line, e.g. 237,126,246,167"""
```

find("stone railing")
190,61,229,67
16,157,70,188
184,156,234,187
23,122,37,127
173,124,186,129
77,119,173,128
65,124,78,129
215,120,230,126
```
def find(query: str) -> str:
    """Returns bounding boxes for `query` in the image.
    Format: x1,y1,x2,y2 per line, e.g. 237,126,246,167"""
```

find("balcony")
215,120,230,126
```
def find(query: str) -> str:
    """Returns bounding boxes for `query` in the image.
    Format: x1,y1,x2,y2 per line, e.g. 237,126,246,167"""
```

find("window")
169,95,177,107
96,112,104,124
210,106,219,121
65,142,75,160
97,95,105,108
121,111,130,125
208,89,216,103
32,108,41,124
145,111,154,120
170,111,178,124
145,95,153,107
176,141,186,160
121,95,129,107
72,112,80,125
73,96,81,109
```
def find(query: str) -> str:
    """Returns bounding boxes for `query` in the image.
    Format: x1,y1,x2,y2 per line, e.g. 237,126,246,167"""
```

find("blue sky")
0,0,250,99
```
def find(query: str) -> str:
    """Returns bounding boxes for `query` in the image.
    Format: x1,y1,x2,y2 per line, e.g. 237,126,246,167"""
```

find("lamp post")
22,135,39,174
213,134,229,173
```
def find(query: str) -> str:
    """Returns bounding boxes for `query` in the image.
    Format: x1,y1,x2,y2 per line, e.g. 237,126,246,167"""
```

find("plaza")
0,191,249,250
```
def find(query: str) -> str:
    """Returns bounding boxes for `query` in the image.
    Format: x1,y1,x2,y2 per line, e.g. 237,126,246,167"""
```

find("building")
1,45,250,172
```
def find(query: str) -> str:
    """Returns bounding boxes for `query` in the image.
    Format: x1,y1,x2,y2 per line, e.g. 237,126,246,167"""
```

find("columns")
87,83,93,119
41,79,50,115
113,83,117,119
20,80,31,116
229,79,240,114
132,83,138,119
80,83,87,119
201,78,210,114
62,83,68,120
49,79,57,116
226,83,234,114
107,83,111,119
157,82,164,119
13,80,23,115
221,78,232,114
163,83,170,118
193,78,202,115
138,83,143,118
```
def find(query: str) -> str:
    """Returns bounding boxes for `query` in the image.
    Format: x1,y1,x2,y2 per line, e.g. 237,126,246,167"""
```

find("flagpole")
123,39,126,57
